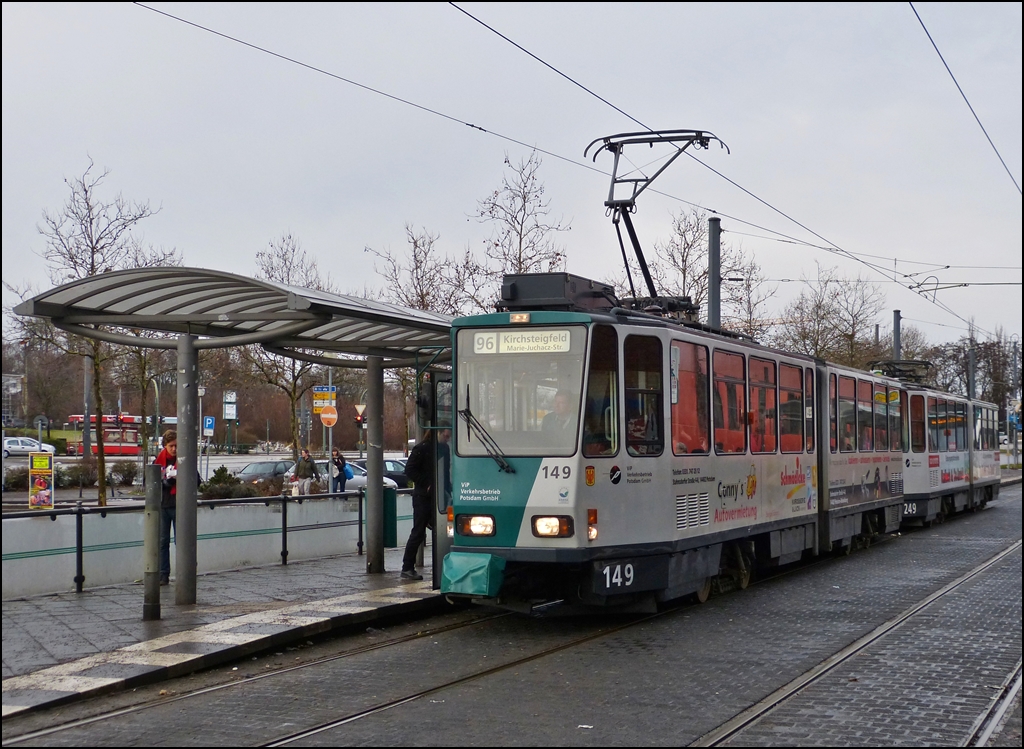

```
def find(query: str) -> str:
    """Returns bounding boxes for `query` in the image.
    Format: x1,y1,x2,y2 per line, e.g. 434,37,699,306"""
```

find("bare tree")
722,251,777,341
772,264,886,368
474,151,570,279
9,161,177,503
242,233,333,459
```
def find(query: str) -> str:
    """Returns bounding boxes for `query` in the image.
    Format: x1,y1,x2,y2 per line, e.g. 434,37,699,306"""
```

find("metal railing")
3,486,412,593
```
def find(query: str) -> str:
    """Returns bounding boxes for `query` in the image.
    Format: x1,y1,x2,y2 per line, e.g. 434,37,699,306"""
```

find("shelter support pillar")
175,333,199,605
366,356,385,573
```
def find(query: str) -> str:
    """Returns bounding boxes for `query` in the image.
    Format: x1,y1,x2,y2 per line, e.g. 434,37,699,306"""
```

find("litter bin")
383,487,397,548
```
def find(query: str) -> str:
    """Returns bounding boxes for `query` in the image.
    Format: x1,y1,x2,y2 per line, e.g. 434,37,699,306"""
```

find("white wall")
2,495,413,599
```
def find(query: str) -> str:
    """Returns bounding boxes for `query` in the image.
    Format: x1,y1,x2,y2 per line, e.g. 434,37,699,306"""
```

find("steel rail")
0,612,507,746
966,659,1022,747
691,538,1023,747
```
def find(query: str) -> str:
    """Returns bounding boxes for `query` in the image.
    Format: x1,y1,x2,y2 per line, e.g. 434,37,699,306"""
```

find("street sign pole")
327,369,333,460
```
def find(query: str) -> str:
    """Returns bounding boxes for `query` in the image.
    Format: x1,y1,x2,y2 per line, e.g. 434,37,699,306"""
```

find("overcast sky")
2,2,1021,346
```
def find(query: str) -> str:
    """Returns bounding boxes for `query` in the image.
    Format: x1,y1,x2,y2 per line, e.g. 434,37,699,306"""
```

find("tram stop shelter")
14,266,453,604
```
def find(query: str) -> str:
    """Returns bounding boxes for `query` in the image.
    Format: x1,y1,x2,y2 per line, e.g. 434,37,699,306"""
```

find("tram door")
418,371,452,590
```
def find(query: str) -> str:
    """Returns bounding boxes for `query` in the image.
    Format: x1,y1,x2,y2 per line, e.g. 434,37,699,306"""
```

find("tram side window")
624,336,663,457
749,357,777,454
838,376,856,453
985,408,995,451
805,368,815,452
956,403,967,453
830,374,838,453
938,400,949,452
928,397,938,453
901,390,911,452
779,363,803,454
889,389,901,452
713,350,747,454
973,406,982,450
670,341,709,455
874,383,888,451
911,395,926,453
857,380,874,452
583,325,619,458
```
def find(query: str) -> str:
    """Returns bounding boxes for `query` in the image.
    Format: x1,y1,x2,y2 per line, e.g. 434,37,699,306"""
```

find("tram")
896,386,1001,525
440,273,908,611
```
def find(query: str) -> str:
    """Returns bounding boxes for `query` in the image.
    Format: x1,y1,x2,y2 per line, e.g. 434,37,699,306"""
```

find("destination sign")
473,329,571,355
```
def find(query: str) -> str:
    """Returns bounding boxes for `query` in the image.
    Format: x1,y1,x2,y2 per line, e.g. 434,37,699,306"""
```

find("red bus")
68,414,143,456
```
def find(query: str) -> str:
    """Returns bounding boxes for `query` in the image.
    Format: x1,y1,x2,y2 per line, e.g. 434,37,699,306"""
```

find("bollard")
383,487,397,548
143,464,161,620
74,501,85,593
280,494,289,565
357,487,365,556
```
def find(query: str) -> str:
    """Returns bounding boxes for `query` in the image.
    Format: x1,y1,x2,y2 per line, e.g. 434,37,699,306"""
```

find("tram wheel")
695,577,712,604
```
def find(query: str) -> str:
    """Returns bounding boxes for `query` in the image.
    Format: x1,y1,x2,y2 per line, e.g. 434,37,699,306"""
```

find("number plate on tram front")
592,558,668,595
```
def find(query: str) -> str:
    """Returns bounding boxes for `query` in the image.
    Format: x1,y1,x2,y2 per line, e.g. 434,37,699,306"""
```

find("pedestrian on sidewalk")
400,428,451,580
294,447,320,495
153,431,178,586
330,448,350,495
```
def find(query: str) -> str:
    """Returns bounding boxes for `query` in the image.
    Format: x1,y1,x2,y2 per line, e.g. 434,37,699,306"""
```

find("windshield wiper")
459,389,515,474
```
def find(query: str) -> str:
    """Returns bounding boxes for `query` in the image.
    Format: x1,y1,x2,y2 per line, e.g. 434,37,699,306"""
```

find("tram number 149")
593,558,667,595
602,563,634,589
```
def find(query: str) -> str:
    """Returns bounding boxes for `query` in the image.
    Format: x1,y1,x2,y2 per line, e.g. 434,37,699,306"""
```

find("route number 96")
602,563,634,589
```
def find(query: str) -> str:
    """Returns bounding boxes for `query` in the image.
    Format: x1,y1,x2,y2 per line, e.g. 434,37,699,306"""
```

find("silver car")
3,437,57,459
287,460,398,491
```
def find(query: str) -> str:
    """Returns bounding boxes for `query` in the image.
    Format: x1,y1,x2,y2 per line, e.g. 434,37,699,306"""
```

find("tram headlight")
532,516,574,538
587,508,598,541
456,514,495,537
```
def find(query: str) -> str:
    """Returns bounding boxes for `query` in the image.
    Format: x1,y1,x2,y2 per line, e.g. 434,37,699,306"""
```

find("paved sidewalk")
1,546,439,718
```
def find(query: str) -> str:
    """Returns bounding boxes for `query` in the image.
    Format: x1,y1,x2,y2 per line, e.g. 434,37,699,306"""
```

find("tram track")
4,514,1016,747
1,610,507,746
966,659,1022,747
691,537,1023,747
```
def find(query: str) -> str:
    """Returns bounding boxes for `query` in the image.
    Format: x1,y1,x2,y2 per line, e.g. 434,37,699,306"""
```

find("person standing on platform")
330,448,348,495
400,428,451,581
153,431,178,586
294,447,320,495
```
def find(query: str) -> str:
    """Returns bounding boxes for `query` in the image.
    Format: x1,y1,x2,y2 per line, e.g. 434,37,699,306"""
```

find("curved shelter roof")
14,266,453,366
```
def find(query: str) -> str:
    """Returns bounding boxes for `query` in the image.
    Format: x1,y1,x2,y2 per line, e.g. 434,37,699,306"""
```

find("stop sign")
319,405,338,427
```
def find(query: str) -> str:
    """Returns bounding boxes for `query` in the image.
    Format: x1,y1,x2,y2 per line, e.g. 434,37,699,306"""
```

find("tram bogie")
439,273,997,612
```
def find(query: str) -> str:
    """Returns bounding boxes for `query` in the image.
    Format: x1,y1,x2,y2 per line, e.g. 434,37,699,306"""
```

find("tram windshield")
456,326,587,457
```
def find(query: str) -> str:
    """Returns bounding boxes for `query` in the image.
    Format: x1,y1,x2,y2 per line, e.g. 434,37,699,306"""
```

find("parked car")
286,460,398,492
352,458,409,487
233,460,294,484
3,437,57,459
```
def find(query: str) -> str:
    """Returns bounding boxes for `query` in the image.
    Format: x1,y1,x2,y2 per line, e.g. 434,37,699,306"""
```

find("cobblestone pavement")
8,486,1019,746
2,546,438,716
723,548,1021,746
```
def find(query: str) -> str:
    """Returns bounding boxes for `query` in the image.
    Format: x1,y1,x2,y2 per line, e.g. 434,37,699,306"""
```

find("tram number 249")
903,502,918,516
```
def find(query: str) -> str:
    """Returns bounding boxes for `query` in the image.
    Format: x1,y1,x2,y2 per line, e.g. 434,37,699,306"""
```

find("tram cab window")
583,325,619,458
857,380,873,452
749,358,777,454
670,341,709,455
455,326,586,457
874,384,888,452
911,394,926,453
776,364,803,454
805,367,815,452
713,351,747,454
624,336,663,457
